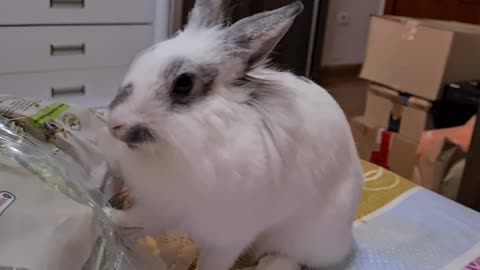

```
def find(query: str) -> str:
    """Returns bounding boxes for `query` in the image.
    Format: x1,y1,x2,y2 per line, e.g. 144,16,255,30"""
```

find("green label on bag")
31,103,70,128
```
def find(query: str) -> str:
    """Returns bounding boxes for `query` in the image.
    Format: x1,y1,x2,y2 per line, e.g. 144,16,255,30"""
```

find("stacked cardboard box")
351,84,431,179
353,16,480,179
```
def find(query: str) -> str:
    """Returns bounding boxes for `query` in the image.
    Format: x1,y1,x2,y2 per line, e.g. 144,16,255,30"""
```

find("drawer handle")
50,0,84,8
50,44,85,56
51,86,86,97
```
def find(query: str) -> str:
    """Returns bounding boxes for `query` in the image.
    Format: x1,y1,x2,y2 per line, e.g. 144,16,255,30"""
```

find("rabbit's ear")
225,1,303,68
187,0,227,29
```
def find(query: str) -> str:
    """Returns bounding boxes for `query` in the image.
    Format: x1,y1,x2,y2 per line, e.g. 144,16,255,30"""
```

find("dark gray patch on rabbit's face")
109,83,133,109
160,57,218,110
122,124,156,145
163,58,186,80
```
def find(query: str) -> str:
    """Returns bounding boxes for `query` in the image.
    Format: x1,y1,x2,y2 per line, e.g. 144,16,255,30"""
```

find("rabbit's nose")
112,125,123,132
107,119,128,138
107,120,155,145
109,124,128,139
111,125,125,137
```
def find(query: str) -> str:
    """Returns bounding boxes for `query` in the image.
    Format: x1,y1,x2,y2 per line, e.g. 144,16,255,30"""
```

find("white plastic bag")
0,115,136,270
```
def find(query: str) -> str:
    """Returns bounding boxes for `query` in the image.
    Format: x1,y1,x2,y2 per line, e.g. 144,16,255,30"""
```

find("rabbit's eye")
172,73,194,97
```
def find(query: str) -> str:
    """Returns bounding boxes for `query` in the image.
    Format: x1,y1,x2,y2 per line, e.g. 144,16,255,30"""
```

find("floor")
317,74,368,120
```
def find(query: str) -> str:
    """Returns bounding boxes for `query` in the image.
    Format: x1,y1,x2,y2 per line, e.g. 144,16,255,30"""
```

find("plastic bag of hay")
0,115,155,270
0,95,122,203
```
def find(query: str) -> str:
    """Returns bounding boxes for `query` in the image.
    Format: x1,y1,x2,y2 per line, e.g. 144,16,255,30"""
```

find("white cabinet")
0,0,155,24
0,0,155,108
0,25,152,74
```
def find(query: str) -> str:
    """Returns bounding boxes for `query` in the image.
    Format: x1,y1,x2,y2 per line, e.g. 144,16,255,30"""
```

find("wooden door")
385,0,480,25
180,0,323,76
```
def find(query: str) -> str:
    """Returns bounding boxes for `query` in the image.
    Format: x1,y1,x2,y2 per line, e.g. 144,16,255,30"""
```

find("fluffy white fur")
105,1,364,270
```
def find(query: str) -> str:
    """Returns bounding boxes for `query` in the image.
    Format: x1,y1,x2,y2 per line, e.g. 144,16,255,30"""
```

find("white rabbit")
105,1,364,269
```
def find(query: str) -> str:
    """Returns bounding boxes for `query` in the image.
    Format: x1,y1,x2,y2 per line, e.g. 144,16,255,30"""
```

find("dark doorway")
177,0,329,77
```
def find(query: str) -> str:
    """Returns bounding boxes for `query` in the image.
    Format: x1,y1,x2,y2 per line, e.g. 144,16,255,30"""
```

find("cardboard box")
351,116,418,179
413,139,467,199
364,84,433,141
389,135,418,179
361,16,480,101
350,116,382,161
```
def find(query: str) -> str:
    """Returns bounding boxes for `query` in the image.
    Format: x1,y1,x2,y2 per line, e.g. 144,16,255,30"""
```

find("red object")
370,130,393,169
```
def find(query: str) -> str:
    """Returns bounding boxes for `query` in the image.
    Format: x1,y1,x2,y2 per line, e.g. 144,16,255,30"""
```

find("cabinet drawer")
0,25,153,74
0,0,155,25
0,67,128,108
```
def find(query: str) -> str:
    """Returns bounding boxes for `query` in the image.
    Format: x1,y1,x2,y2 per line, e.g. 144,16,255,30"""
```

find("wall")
154,0,171,43
321,0,384,66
